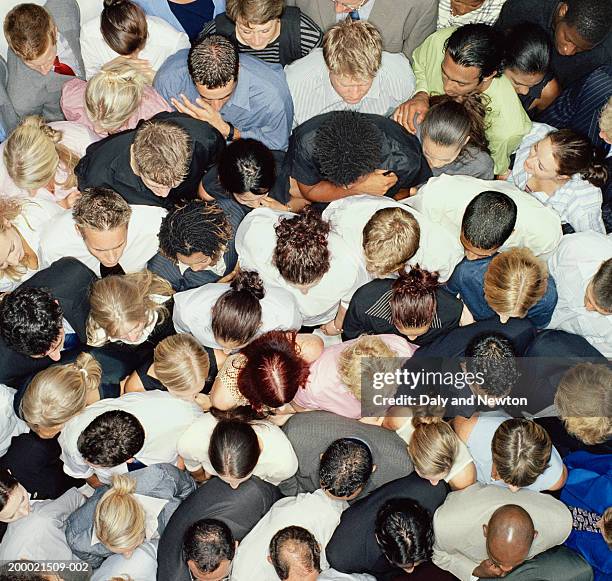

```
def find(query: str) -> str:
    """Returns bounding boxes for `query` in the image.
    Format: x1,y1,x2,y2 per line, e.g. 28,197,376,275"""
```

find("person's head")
491,419,552,491
323,19,382,105
130,119,192,197
226,0,283,50
409,417,459,486
4,4,57,74
72,187,132,269
101,0,148,56
217,139,276,207
319,438,374,501
273,206,331,293
584,258,612,315
442,24,504,97
362,208,421,277
555,363,612,445
77,410,145,468
502,23,551,96
390,267,439,341
184,519,236,581
188,35,239,112
153,334,210,400
553,0,612,56
601,507,612,549
159,201,232,273
85,61,149,135
375,498,434,574
212,270,265,351
483,248,548,323
238,331,310,412
268,526,321,581
0,197,28,282
460,191,517,260
420,94,489,168
87,271,174,345
21,352,102,438
599,97,612,145
4,115,79,193
0,563,62,581
94,474,146,558
524,129,608,188
483,505,537,574
313,111,383,187
0,286,64,360
0,469,29,524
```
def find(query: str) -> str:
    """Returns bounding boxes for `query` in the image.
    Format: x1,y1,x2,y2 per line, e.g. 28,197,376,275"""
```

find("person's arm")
86,474,104,489
530,78,561,112
448,461,477,491
546,463,568,492
451,414,479,443
432,541,481,581
122,370,146,394
320,304,347,337
297,170,398,202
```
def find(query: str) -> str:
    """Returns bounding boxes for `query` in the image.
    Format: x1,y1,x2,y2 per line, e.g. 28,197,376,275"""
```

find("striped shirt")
508,122,605,234
437,0,506,29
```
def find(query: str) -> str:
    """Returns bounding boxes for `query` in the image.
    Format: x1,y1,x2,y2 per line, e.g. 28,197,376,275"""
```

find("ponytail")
409,416,459,479
550,129,608,188
390,266,439,329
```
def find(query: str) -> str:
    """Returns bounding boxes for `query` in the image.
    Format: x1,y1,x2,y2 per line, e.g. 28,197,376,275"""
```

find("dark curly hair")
561,0,612,46
313,111,383,187
319,438,373,498
0,286,64,356
390,266,440,329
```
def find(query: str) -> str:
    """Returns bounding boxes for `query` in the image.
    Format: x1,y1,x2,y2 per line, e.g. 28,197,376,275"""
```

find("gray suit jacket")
6,0,85,122
285,0,437,59
0,55,18,136
279,411,413,499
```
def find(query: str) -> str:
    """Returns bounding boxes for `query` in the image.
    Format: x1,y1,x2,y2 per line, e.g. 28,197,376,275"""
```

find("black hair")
461,191,517,251
503,22,551,74
183,519,235,574
562,0,612,46
218,138,276,196
0,469,18,514
269,526,321,580
592,258,612,312
464,333,520,397
188,34,239,89
0,286,63,356
375,498,434,567
208,419,261,479
319,438,373,498
313,111,383,187
77,410,145,467
0,563,49,581
445,23,504,81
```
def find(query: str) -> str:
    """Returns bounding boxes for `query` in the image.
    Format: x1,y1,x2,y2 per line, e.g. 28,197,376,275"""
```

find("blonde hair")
154,334,210,398
87,270,174,346
3,116,79,191
226,0,284,24
484,248,548,319
20,353,101,431
600,96,612,137
323,19,382,81
338,335,397,400
0,197,27,282
94,474,146,553
85,61,148,133
555,363,612,445
362,207,421,277
409,416,459,479
4,4,56,61
602,507,612,549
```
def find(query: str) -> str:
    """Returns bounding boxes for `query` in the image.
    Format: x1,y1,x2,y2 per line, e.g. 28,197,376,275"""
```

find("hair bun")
231,270,265,300
110,474,136,495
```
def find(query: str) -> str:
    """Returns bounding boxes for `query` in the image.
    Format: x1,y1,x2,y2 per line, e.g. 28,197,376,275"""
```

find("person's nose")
517,85,529,95
210,99,225,112
102,250,121,266
335,3,350,13
123,550,134,559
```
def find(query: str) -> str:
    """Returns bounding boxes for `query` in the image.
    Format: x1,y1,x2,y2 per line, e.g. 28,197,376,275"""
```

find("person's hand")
355,169,398,196
393,93,430,133
59,189,81,209
194,393,211,411
496,170,511,180
320,320,343,336
473,559,505,578
218,262,240,284
259,196,291,212
171,94,229,137
459,303,475,327
104,55,154,84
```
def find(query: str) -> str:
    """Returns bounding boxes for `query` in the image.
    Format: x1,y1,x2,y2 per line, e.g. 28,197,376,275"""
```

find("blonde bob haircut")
154,334,210,398
94,474,146,553
323,19,383,81
409,416,459,479
0,197,28,282
555,363,612,446
484,248,548,319
87,270,174,346
20,352,101,432
600,96,612,137
3,116,79,192
85,61,149,134
362,207,421,278
226,0,284,25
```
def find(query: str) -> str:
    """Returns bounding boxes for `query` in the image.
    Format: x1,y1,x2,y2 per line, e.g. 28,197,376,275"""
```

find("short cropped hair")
226,0,284,24
217,139,276,196
183,519,236,574
461,191,517,251
77,410,145,467
101,0,148,56
445,24,504,82
4,4,56,61
562,0,612,46
323,19,383,81
73,187,132,232
269,526,321,580
319,438,373,498
592,258,612,313
188,35,239,89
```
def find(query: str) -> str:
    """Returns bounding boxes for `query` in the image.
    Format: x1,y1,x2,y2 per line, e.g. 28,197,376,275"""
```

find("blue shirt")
133,0,225,35
154,51,294,151
445,255,558,329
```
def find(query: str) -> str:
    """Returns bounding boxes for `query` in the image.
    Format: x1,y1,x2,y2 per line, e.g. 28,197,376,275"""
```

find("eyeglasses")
329,0,369,11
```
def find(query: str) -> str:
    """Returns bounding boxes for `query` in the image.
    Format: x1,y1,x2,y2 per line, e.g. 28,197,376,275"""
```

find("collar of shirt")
334,0,376,22
177,255,226,276
222,64,252,114
56,33,81,78
323,69,381,108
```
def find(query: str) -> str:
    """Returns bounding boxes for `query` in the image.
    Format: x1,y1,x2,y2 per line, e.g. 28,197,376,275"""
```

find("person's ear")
558,2,569,19
75,225,84,238
533,530,538,540
463,135,471,146
126,458,135,463
235,540,239,549
459,361,467,373
371,464,378,474
267,555,272,564
483,524,488,538
319,453,323,460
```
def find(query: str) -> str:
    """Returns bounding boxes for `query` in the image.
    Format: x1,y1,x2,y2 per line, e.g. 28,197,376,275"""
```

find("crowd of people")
0,0,610,580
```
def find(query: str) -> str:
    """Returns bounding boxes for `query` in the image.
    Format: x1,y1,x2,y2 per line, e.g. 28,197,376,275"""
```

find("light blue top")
133,0,225,34
154,51,294,151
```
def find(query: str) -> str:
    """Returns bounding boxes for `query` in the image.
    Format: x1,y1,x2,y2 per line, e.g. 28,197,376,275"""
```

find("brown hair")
101,0,148,56
592,258,612,313
362,207,421,278
226,0,284,24
0,197,28,282
4,4,56,61
491,419,552,488
409,416,459,479
602,507,612,549
73,187,132,232
273,206,331,286
390,267,439,329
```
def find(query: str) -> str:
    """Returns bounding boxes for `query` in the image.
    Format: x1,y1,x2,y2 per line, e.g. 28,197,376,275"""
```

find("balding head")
268,526,320,581
483,505,537,574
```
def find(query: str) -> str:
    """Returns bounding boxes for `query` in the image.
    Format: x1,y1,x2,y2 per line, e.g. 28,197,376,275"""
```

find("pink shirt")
294,334,418,419
60,78,171,138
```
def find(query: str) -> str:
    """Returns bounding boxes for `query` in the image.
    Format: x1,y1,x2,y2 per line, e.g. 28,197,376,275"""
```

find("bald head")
268,526,320,581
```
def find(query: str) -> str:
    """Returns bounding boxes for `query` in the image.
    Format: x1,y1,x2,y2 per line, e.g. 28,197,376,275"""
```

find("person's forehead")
442,53,480,81
559,21,594,50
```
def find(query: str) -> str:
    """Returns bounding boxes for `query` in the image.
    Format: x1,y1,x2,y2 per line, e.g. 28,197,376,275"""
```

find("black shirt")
75,112,225,209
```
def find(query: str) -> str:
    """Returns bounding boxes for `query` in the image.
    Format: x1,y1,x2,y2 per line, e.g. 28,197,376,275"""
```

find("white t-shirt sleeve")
177,415,216,473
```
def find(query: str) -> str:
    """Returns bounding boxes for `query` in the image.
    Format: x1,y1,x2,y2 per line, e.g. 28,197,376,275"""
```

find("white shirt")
319,571,376,581
178,413,298,485
235,208,364,326
80,14,190,79
322,194,463,283
231,489,348,581
407,174,563,257
334,0,376,21
173,282,304,349
40,205,165,276
59,391,202,483
547,231,612,357
285,48,416,128
437,0,506,28
0,384,28,456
